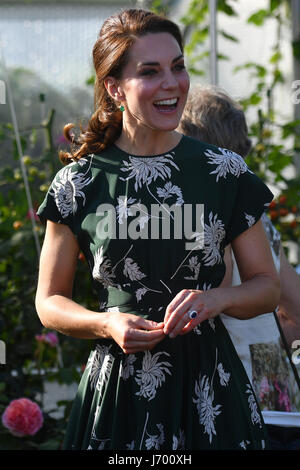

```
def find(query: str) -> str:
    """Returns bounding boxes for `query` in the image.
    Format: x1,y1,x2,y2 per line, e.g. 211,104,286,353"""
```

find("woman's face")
116,32,190,133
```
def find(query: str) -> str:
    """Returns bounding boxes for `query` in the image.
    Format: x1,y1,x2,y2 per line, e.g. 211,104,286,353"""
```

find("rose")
35,331,59,347
44,332,59,347
2,398,43,437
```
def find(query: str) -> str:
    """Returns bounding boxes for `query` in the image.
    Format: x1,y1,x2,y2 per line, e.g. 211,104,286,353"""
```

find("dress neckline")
112,134,185,159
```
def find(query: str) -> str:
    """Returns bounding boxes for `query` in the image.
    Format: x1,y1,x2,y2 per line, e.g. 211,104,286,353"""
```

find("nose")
161,69,178,90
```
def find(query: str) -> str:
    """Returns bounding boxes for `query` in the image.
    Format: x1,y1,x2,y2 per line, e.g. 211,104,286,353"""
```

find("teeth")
154,98,178,106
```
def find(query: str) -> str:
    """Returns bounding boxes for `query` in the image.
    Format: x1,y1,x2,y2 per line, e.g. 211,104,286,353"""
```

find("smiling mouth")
153,98,178,112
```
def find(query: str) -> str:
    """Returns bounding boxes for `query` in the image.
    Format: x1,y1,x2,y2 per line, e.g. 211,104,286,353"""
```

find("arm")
276,244,300,346
163,220,280,338
219,244,233,288
222,218,280,318
35,220,165,353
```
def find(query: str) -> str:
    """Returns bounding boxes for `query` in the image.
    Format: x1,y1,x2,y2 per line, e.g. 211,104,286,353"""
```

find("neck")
115,120,182,156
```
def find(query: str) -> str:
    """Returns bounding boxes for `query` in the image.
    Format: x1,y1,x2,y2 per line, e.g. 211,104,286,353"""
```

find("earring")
119,104,125,112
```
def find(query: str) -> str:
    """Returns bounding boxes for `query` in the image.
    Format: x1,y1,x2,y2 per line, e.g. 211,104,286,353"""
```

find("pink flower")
35,334,45,342
35,331,59,347
259,376,270,400
26,208,39,221
274,381,291,412
44,332,59,347
2,398,43,437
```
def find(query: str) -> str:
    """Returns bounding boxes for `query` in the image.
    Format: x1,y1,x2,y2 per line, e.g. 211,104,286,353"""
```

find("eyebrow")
137,54,184,67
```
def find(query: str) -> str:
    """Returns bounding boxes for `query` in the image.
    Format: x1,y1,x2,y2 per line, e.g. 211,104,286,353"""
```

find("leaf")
270,0,281,12
281,120,300,139
217,0,238,16
247,9,270,26
272,68,284,84
234,62,267,78
269,50,282,64
217,53,230,61
123,258,146,281
219,30,239,43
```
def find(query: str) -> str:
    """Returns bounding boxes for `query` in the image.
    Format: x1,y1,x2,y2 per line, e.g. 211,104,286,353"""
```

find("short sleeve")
225,170,274,245
37,164,80,232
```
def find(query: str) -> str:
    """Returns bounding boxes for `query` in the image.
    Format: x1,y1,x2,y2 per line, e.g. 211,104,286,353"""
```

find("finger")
137,318,165,331
122,332,166,354
180,309,212,335
167,307,201,338
164,296,196,335
164,289,191,324
126,327,166,343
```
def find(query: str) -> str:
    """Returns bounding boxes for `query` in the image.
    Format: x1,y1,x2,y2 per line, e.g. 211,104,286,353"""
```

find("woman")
36,9,279,450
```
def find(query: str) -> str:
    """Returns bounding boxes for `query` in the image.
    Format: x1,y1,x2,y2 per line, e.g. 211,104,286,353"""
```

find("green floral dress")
37,135,273,450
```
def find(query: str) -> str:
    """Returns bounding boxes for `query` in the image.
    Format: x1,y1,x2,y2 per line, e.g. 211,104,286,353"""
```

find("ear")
104,76,125,104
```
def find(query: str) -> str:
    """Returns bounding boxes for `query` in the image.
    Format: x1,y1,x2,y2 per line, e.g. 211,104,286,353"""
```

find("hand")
107,312,165,354
163,288,225,338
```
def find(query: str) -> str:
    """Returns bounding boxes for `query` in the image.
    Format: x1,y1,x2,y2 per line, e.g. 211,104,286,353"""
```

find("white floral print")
120,153,180,191
116,196,137,223
208,319,216,331
245,213,256,227
203,212,225,266
184,256,201,280
122,256,162,301
86,344,114,392
135,351,172,401
246,384,262,428
126,440,135,450
156,181,184,205
172,429,185,450
239,440,251,449
193,373,222,443
193,323,202,335
50,165,93,218
217,363,230,386
136,287,149,302
145,423,165,450
123,257,146,281
92,246,118,288
119,354,137,380
205,147,251,182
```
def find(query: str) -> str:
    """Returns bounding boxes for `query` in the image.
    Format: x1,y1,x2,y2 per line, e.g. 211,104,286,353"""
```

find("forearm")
278,246,300,324
220,274,280,320
35,294,111,339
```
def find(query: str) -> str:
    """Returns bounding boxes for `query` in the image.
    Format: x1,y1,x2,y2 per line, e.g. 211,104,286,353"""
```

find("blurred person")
35,10,279,450
178,84,300,450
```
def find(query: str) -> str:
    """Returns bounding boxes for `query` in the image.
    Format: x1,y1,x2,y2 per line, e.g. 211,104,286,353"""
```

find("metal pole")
209,0,218,85
0,36,41,258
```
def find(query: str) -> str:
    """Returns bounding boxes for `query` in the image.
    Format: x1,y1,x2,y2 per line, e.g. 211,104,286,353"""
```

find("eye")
173,63,186,72
139,69,158,76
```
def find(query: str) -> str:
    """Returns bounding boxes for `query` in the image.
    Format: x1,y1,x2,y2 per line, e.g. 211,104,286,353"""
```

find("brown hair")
178,85,252,158
59,9,184,164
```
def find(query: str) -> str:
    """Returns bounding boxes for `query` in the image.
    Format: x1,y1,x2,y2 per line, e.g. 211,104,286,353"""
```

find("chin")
150,118,181,132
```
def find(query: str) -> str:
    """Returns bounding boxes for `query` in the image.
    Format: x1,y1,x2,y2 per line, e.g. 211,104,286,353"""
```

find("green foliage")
0,97,94,449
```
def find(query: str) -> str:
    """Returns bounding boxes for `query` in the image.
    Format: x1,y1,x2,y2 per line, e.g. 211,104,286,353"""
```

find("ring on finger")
187,310,198,320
